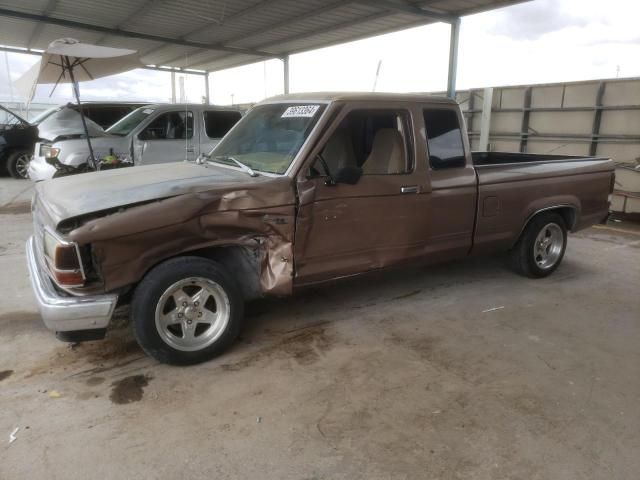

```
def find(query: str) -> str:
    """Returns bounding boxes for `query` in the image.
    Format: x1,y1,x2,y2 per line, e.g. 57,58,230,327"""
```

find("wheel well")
2,146,32,165
548,206,576,231
514,206,577,247
4,146,32,156
170,244,262,301
1,147,17,162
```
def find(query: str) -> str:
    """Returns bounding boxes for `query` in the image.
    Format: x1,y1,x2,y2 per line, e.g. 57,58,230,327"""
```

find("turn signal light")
43,229,85,287
52,268,85,286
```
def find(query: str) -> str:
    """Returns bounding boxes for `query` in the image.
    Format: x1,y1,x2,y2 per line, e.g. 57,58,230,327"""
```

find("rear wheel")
131,256,243,365
7,150,31,179
509,213,567,278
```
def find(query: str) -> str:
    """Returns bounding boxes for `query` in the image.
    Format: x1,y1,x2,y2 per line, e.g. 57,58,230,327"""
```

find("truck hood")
35,162,268,225
48,135,126,155
37,107,108,142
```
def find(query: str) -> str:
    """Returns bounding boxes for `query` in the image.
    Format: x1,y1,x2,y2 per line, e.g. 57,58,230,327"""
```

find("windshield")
210,103,326,174
106,106,155,136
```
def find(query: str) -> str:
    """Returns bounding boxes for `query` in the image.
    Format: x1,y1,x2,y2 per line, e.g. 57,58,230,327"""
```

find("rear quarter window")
204,110,242,139
423,108,466,170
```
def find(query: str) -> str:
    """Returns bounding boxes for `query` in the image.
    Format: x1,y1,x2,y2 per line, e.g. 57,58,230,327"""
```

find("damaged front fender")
68,178,296,298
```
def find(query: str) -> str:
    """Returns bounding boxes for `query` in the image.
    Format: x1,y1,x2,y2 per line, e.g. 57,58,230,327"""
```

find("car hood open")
37,107,108,142
35,161,270,225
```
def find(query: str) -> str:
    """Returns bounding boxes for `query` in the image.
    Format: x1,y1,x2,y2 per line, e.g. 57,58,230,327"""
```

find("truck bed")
470,151,615,255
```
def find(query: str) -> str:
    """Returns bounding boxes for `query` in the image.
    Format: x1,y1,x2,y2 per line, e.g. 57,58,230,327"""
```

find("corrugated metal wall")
451,77,640,165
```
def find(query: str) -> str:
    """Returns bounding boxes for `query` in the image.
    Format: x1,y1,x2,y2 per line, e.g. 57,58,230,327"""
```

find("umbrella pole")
64,56,96,170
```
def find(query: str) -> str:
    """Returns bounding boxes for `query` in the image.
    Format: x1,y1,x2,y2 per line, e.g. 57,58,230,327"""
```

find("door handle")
401,186,419,194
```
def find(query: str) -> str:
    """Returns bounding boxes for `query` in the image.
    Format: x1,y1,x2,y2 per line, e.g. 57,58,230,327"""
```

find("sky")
1,0,639,107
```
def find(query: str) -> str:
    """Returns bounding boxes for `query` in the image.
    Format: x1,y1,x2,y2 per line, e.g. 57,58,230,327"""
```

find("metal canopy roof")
0,0,527,74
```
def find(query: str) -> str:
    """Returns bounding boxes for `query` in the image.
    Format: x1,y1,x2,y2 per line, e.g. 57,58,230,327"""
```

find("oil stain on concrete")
221,325,334,371
85,376,105,386
24,329,146,379
109,374,152,405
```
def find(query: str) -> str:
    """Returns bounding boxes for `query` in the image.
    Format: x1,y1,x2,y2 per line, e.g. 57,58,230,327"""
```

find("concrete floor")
1,177,639,480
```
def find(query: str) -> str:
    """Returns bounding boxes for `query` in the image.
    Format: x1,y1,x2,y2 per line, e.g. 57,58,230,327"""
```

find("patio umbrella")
16,38,143,168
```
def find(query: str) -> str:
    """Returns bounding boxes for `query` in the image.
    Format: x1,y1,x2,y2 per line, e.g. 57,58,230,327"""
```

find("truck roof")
143,103,242,112
262,92,459,105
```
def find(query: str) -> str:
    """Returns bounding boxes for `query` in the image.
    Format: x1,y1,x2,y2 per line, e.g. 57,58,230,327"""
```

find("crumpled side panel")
69,178,296,297
261,237,293,296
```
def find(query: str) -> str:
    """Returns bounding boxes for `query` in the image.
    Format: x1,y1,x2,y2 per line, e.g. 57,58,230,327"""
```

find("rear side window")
423,109,466,170
204,110,242,138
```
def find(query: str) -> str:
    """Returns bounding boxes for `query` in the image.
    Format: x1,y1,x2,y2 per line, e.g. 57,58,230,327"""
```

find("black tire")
131,256,244,365
7,150,32,179
509,212,567,278
0,156,8,176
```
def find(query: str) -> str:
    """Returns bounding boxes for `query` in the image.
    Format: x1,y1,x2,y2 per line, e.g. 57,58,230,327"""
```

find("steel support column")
590,82,606,156
447,18,461,99
479,87,494,151
520,87,533,152
283,55,290,94
171,71,176,104
204,72,210,104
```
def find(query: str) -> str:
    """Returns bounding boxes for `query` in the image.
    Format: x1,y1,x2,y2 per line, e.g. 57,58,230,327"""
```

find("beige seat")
321,128,358,172
362,128,405,174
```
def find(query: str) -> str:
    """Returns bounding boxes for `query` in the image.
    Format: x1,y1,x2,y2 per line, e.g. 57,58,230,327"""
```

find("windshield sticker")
142,108,155,114
281,105,320,118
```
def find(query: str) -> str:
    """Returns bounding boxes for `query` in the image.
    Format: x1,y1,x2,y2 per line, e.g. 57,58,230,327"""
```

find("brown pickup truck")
26,93,615,365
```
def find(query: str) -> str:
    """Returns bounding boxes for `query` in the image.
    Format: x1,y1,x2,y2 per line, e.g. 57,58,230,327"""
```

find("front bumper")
26,236,117,334
28,156,56,182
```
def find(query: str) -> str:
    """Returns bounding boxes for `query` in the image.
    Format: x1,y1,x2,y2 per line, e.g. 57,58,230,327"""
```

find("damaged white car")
29,103,242,181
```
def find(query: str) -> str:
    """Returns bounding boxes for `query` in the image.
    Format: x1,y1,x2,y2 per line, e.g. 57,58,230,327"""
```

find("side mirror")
334,165,362,185
138,129,151,141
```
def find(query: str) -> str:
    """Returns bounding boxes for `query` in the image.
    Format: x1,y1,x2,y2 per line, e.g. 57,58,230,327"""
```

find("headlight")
45,147,61,159
43,228,85,287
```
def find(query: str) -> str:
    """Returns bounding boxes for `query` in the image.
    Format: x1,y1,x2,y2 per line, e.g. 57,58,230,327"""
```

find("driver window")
314,109,412,176
140,111,193,140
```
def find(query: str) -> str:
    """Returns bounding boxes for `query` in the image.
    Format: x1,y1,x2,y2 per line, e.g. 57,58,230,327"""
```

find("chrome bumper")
26,236,117,333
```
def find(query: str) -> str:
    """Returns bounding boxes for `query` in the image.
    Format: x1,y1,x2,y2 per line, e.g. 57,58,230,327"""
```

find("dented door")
293,103,433,286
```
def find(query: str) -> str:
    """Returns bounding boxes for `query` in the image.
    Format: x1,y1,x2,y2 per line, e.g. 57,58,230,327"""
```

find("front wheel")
509,213,567,278
131,256,243,365
7,150,32,179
